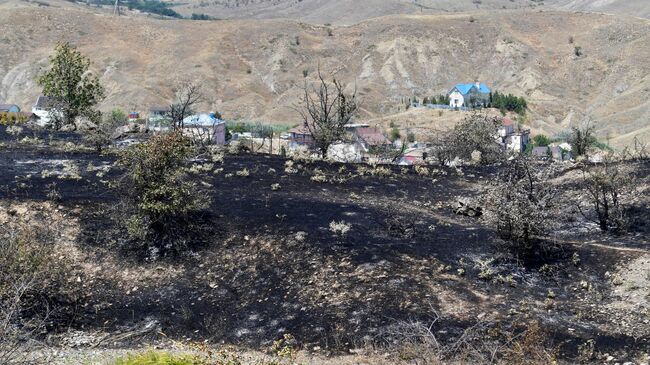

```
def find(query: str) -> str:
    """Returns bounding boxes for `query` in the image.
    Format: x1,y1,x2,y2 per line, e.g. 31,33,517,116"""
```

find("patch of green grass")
113,351,205,365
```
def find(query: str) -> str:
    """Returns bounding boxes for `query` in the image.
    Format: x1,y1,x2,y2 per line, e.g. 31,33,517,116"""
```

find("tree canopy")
37,42,105,130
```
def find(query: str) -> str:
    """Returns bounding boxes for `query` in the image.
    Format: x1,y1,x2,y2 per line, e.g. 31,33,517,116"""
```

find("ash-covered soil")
1,133,649,363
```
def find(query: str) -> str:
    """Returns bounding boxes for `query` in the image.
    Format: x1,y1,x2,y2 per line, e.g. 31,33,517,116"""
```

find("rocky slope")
0,1,649,146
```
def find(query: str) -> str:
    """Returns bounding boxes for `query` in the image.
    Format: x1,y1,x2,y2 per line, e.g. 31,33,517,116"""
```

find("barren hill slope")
0,2,649,146
175,0,650,23
554,0,650,19
175,0,546,24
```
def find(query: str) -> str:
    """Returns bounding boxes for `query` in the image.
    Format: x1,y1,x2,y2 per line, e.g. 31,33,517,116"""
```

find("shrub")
1,225,77,364
574,46,583,57
483,156,558,258
406,132,416,143
389,127,401,141
117,132,210,252
329,220,351,236
0,112,28,125
577,158,633,232
532,134,551,147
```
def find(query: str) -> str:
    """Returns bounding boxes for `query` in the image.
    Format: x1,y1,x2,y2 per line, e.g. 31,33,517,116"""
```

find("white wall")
449,91,464,107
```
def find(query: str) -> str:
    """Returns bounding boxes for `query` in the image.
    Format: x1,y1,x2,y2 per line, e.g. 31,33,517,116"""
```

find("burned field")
1,131,649,364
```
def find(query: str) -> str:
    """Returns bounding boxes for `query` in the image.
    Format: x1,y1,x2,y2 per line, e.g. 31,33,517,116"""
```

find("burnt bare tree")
170,81,202,131
429,130,455,166
483,156,558,257
297,70,358,157
577,158,633,232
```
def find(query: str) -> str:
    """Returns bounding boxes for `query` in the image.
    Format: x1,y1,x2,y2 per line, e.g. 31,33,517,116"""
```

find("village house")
147,106,171,130
288,125,315,149
353,126,392,152
181,112,226,145
532,144,572,161
497,118,530,153
398,148,428,165
448,81,491,108
31,96,55,126
0,103,20,113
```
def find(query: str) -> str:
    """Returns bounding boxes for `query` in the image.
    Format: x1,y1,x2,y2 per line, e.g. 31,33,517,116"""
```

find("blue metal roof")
183,113,224,126
453,83,491,94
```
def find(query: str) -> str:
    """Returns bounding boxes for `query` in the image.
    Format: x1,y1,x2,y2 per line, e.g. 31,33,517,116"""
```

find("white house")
182,112,226,145
31,96,55,126
497,118,530,153
448,82,491,108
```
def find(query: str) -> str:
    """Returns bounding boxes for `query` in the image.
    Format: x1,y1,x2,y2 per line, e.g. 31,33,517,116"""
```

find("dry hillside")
175,0,650,23
0,0,649,146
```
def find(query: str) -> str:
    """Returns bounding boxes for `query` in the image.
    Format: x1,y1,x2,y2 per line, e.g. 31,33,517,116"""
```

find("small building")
148,106,171,120
182,112,226,145
497,118,530,153
148,106,171,130
0,103,20,113
31,96,55,126
288,125,314,149
353,126,391,152
128,112,140,121
448,81,491,108
532,146,551,159
398,148,428,165
532,145,571,161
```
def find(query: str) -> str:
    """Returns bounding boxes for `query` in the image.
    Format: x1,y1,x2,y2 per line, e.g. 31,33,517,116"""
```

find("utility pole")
113,0,120,16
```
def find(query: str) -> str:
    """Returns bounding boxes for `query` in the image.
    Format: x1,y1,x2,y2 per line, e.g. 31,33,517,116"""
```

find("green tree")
37,42,105,130
532,134,551,147
569,122,597,156
390,127,401,141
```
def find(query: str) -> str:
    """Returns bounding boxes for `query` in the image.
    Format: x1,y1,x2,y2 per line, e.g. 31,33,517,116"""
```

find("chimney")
475,80,481,89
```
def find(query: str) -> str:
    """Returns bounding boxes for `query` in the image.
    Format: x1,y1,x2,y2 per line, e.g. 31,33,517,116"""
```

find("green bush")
117,132,211,252
532,134,551,147
113,351,205,365
390,127,401,141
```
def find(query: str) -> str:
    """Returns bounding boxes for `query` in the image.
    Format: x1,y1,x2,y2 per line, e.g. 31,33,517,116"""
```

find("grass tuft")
113,351,205,365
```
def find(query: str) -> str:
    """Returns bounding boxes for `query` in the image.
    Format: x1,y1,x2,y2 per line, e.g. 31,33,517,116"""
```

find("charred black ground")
1,127,648,363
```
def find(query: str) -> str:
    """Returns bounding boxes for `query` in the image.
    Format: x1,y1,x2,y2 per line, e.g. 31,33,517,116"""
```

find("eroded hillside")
0,2,649,146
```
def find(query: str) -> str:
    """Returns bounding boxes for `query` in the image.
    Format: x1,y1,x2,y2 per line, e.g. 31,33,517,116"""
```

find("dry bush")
382,205,416,239
379,312,556,365
436,113,505,166
483,156,558,258
576,157,634,232
0,225,77,364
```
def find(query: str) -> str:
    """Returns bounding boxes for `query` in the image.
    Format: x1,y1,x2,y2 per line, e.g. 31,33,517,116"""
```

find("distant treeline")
82,0,215,20
490,91,528,115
